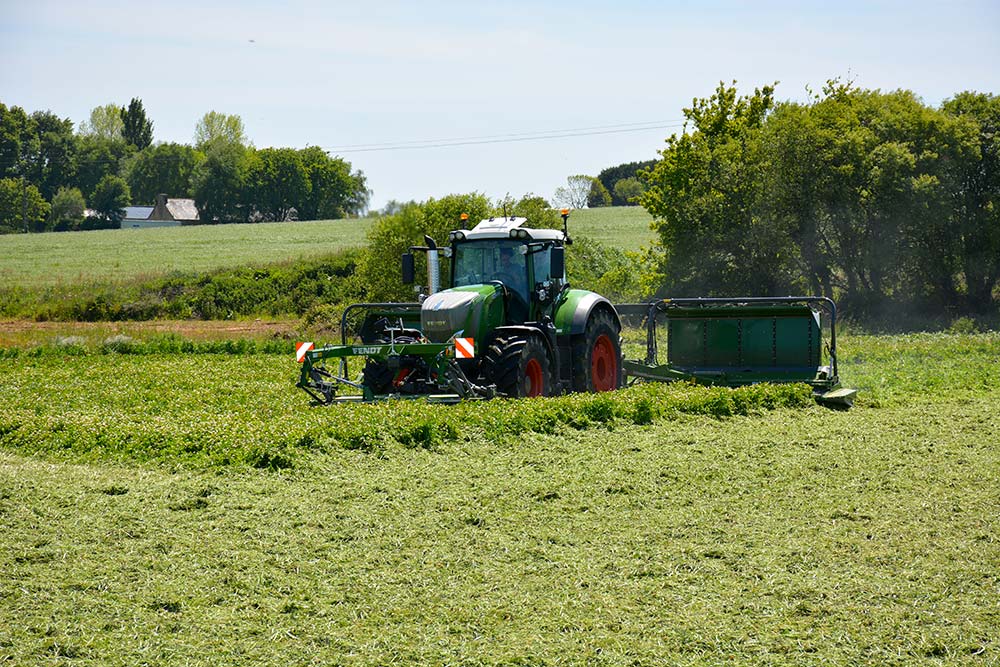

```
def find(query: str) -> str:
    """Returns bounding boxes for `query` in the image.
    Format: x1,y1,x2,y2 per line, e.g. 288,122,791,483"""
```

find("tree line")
639,81,999,317
0,100,369,233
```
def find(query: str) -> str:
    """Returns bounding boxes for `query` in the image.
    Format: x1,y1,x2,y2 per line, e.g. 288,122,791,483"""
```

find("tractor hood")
421,285,501,343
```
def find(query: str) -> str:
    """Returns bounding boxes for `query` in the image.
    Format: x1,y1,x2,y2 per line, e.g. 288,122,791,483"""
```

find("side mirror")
550,246,565,280
401,252,415,284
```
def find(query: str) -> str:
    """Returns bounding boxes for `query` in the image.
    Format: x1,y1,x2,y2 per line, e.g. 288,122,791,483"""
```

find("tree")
764,82,978,314
613,177,644,205
191,140,249,223
72,135,132,200
48,186,86,231
194,111,247,150
27,110,78,200
587,179,612,208
0,177,49,233
0,103,37,181
124,143,203,204
79,104,124,140
245,147,309,221
90,174,131,226
297,146,357,220
120,97,153,150
941,92,1000,313
641,81,791,297
553,175,596,209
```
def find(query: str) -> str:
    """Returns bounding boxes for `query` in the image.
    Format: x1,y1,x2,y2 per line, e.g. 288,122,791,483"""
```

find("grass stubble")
0,332,998,665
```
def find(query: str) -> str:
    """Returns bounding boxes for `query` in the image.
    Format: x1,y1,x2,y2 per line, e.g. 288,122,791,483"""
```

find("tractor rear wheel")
572,310,622,392
481,334,551,398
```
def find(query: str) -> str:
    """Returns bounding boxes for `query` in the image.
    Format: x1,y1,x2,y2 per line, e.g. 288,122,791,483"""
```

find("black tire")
481,334,551,398
362,335,419,394
572,310,622,392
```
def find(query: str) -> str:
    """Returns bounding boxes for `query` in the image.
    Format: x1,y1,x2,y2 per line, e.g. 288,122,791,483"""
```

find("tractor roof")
461,217,565,242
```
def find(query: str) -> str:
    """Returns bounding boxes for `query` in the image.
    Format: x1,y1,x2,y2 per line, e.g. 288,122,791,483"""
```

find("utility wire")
323,119,685,151
324,122,686,154
0,119,686,168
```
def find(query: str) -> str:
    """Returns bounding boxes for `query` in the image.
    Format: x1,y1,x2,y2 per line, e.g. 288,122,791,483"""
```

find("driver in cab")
497,246,527,296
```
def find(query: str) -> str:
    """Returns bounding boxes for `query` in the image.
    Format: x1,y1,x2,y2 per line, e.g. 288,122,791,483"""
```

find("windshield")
452,240,528,295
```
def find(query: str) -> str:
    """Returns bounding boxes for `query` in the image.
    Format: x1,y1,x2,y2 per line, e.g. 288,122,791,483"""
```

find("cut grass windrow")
0,351,812,469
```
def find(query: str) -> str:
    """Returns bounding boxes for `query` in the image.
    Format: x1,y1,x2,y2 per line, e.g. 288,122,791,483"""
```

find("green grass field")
0,207,655,289
2,332,998,665
0,218,372,288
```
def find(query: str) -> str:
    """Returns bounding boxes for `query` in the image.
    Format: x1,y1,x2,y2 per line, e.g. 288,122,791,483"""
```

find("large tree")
72,135,132,200
194,111,247,150
191,140,249,223
941,92,1000,313
245,147,309,221
0,177,49,233
89,174,131,226
26,110,78,200
641,81,791,296
124,142,202,204
765,82,978,313
120,97,153,150
79,103,124,141
298,146,367,220
596,160,657,206
47,186,86,231
0,103,36,181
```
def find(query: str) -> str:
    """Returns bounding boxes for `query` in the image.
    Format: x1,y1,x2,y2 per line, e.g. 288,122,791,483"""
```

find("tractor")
298,210,621,402
297,211,855,408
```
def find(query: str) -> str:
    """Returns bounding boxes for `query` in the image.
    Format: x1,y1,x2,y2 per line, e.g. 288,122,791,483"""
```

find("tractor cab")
446,217,566,324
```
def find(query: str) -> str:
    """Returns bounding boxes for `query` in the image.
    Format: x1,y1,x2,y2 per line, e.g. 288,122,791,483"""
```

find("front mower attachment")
297,339,495,404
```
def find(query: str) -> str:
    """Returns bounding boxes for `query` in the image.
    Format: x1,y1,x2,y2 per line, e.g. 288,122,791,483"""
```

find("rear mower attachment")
616,297,856,408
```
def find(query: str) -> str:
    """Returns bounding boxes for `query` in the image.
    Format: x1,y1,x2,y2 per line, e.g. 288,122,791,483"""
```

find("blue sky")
2,0,998,209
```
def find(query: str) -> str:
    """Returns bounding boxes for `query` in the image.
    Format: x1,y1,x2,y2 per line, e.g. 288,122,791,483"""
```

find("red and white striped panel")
295,341,314,363
455,337,475,359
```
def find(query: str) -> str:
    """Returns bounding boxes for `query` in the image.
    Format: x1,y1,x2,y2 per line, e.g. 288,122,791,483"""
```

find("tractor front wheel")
482,334,551,398
572,310,622,392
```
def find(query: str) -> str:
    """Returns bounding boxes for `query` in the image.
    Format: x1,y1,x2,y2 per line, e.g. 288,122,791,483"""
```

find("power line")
323,119,685,151
0,119,687,169
323,121,686,154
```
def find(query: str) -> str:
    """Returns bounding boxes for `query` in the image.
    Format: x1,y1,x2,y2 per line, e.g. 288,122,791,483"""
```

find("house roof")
124,206,154,220
165,198,199,221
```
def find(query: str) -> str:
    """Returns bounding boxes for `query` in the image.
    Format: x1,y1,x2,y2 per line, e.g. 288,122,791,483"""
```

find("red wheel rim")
524,358,544,397
591,334,617,392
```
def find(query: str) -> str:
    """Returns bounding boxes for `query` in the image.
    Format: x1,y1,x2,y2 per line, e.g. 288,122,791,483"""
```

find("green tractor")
298,211,622,402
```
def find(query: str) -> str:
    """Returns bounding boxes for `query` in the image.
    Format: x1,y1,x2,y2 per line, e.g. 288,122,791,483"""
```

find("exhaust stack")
424,235,440,295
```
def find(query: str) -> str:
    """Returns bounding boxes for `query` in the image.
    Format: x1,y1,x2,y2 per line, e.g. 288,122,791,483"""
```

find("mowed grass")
0,207,653,288
1,333,999,665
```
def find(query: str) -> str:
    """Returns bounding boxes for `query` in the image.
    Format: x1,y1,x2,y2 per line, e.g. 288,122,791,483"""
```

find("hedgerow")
0,250,360,321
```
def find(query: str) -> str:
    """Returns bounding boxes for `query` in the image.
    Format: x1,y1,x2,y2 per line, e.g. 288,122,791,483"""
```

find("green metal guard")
617,297,856,408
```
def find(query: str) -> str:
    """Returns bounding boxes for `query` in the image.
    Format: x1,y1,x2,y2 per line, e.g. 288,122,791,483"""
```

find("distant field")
0,207,654,288
0,218,372,288
567,206,656,251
